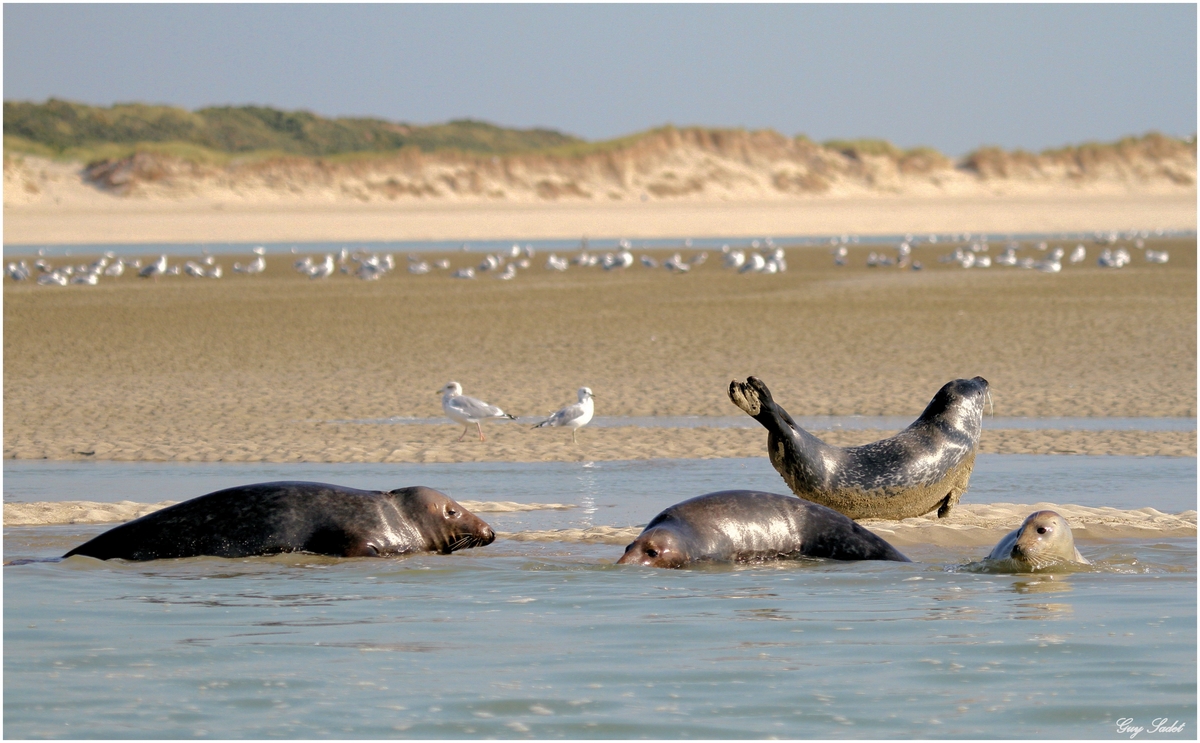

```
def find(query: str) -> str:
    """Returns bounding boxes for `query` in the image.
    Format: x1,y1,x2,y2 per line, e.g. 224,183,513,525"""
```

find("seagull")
139,254,168,279
308,254,336,279
439,382,516,441
532,387,596,443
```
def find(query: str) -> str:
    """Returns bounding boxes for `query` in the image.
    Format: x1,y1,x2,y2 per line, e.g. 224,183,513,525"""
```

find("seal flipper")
302,526,365,557
729,377,834,489
936,492,954,518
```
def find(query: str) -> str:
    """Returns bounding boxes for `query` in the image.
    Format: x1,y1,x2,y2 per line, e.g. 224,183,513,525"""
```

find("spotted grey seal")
63,482,495,561
984,510,1090,570
616,490,910,568
728,376,989,520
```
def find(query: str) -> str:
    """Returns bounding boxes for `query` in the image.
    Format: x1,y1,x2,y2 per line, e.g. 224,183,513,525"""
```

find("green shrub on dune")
2,99,583,160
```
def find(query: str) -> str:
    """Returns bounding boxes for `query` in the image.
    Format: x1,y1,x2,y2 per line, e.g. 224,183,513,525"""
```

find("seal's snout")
480,524,496,546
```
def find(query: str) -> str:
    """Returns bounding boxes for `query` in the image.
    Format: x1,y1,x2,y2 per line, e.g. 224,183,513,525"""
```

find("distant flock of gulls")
6,229,1173,287
851,232,1168,273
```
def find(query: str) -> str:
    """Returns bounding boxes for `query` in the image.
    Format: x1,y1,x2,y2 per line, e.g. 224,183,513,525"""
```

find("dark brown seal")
985,510,1089,569
616,489,910,568
63,481,495,561
728,376,989,520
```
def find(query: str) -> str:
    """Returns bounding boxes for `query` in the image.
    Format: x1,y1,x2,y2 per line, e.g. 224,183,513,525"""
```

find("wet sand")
5,238,1194,469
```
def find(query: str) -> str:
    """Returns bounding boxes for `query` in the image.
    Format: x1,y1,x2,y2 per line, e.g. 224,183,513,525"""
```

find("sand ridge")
10,500,1193,547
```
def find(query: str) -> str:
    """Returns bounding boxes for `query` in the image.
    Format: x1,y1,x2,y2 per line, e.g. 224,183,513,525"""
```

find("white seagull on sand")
139,254,168,279
439,382,516,441
533,387,596,443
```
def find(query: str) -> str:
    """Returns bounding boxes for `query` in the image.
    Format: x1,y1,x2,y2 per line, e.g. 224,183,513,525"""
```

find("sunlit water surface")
5,456,1195,738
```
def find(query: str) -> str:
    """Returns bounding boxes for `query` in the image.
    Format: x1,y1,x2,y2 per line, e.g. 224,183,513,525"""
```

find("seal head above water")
63,482,496,561
985,510,1089,570
728,376,989,520
616,489,910,568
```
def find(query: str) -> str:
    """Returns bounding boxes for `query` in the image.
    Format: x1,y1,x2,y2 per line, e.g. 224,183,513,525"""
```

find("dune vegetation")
3,98,583,162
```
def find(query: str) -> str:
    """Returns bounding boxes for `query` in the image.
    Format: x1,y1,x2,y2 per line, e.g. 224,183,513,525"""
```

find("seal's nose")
481,525,496,545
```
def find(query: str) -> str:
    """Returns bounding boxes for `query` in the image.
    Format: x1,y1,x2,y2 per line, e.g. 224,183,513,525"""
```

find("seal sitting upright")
63,482,496,561
983,510,1090,570
617,490,910,568
728,376,989,520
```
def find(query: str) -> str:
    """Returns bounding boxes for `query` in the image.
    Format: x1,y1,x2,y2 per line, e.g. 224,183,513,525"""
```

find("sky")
3,3,1196,156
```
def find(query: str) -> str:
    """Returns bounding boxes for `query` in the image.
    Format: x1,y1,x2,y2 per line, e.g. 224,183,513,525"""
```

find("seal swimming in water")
983,510,1090,570
63,482,496,561
616,490,910,568
728,376,989,520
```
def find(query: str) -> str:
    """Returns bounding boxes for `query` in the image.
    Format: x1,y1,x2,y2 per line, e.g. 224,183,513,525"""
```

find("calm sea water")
346,415,1199,432
5,456,1196,738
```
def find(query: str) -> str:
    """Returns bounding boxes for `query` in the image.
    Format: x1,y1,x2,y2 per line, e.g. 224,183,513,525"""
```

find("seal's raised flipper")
730,377,837,491
728,377,765,417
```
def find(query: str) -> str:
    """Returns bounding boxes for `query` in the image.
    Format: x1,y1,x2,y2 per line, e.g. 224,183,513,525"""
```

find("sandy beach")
4,193,1196,245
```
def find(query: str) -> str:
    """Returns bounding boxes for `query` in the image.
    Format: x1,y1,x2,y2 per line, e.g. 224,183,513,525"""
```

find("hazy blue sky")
4,3,1196,155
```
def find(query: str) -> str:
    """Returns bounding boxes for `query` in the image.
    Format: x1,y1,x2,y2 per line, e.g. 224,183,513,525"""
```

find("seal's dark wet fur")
63,481,495,561
729,376,989,520
618,489,910,568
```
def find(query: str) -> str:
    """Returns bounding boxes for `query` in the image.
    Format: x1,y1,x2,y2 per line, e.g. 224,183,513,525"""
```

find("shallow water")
4,454,1197,514
14,231,1192,258
4,456,1196,738
345,414,1198,432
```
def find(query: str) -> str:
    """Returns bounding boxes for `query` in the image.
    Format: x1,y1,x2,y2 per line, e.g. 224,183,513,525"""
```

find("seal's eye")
1036,526,1048,534
646,548,659,558
445,507,459,518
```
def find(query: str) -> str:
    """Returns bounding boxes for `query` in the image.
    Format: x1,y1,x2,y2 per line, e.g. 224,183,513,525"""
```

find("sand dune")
4,128,1195,244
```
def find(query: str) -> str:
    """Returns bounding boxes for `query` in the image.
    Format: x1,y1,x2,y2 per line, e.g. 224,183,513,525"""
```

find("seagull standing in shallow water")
439,382,517,441
533,387,596,443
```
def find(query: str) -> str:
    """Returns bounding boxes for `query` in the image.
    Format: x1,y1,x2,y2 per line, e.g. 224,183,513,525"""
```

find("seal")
728,376,989,520
62,481,496,561
616,489,910,568
984,510,1090,569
